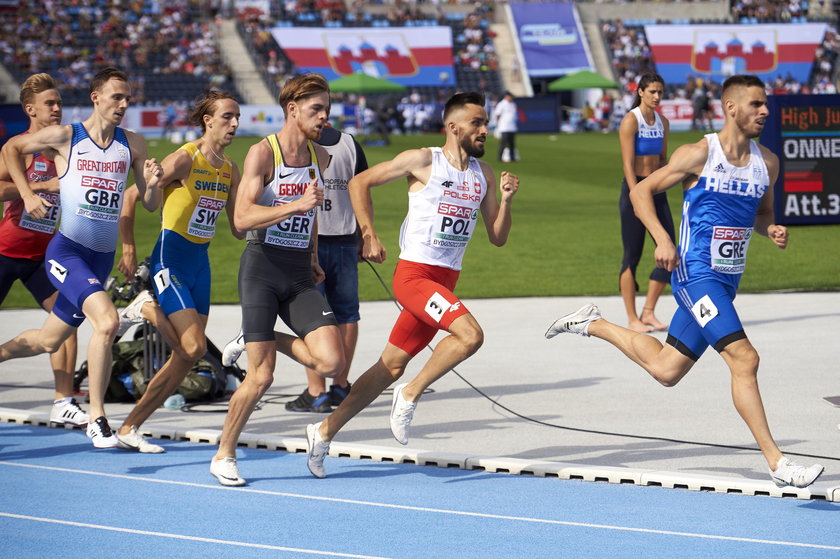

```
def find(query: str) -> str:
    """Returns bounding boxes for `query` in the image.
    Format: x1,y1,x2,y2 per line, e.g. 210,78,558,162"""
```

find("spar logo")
41,192,60,205
713,227,751,241
81,175,122,192
272,198,312,217
199,197,226,212
438,202,478,221
191,196,226,231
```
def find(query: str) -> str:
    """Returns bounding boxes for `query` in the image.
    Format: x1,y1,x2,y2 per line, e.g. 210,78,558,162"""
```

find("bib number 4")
690,295,718,328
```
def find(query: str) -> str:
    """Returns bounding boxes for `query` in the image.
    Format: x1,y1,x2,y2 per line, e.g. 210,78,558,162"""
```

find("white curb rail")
1,406,837,502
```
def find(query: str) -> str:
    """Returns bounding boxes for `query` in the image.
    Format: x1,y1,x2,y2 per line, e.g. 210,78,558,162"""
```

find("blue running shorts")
315,234,360,324
150,230,211,317
45,232,115,327
666,280,747,361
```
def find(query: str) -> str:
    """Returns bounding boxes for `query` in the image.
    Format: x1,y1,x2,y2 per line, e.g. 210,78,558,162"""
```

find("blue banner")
509,1,592,77
0,104,27,150
514,96,560,133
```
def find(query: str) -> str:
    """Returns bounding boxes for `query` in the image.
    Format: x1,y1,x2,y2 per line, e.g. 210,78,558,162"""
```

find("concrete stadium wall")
577,1,731,23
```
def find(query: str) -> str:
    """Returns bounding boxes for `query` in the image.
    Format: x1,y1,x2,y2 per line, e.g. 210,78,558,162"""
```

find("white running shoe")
116,427,165,453
49,398,89,427
545,303,602,339
390,383,417,445
769,456,824,488
86,416,120,448
117,289,154,336
210,456,246,486
306,422,330,479
221,330,245,367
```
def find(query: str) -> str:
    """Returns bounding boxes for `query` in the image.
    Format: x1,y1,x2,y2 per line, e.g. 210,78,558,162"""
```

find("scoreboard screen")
762,95,840,225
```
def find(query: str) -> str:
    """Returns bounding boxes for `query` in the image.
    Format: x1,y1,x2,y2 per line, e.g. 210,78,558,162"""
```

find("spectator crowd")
0,0,238,105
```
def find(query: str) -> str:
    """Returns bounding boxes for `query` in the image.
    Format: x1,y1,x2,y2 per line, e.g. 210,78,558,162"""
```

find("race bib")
187,196,226,239
432,201,479,249
265,199,314,249
690,294,718,328
77,175,124,222
710,226,752,274
154,267,171,293
19,192,60,234
48,259,68,283
424,292,452,323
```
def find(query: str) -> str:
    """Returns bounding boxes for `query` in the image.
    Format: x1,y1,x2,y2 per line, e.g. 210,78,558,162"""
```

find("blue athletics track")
0,422,838,559
1,294,839,558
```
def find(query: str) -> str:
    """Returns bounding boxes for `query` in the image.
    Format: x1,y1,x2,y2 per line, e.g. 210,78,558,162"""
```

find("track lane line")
0,512,391,558
1,460,838,551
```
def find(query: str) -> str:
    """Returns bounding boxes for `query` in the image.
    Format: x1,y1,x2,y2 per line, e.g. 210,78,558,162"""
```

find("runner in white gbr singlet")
60,122,131,252
0,67,163,450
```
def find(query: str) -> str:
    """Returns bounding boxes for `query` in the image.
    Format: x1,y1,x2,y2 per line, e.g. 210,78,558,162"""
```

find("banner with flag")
270,27,456,87
644,23,828,85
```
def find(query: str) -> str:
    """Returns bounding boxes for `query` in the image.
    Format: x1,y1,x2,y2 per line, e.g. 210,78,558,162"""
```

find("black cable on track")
363,259,840,463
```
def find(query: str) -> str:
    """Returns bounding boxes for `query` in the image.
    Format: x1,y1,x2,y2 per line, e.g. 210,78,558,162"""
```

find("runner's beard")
299,121,322,141
462,137,485,158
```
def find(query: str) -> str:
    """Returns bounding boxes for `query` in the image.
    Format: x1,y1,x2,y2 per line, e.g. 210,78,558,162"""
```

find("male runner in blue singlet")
546,75,823,489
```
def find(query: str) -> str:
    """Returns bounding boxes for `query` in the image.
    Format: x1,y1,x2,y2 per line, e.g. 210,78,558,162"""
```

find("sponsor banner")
645,23,828,85
270,27,456,86
657,99,724,132
114,105,289,137
509,1,592,77
761,94,840,225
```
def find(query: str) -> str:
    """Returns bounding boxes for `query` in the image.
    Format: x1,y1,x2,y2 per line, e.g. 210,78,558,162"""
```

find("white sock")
54,397,72,406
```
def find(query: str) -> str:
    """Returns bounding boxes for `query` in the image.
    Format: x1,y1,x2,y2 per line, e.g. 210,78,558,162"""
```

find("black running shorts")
238,242,337,343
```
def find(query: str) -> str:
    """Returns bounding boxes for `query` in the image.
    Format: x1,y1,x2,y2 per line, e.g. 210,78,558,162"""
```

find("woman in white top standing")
618,73,675,333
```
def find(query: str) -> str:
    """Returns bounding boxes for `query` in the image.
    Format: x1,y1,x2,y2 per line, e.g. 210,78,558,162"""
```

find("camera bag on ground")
76,339,230,404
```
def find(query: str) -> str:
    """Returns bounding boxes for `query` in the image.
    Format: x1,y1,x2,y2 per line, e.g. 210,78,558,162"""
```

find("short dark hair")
721,75,765,99
443,91,485,122
90,67,128,94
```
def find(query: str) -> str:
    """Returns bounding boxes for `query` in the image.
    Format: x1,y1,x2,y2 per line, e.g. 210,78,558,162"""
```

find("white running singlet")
315,129,360,236
59,123,132,252
398,147,487,271
245,134,321,252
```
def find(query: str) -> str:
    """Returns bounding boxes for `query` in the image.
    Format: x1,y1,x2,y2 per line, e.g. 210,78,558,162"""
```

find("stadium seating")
0,0,241,106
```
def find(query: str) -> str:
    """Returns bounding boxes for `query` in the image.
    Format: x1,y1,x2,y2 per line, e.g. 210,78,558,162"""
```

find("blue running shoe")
328,382,351,406
285,389,332,413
